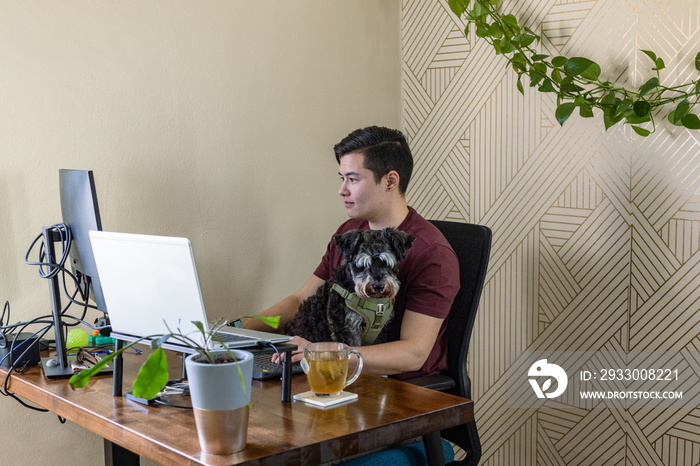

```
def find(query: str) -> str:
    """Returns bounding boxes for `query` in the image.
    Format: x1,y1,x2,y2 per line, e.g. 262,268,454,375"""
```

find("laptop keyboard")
213,331,259,343
253,353,303,380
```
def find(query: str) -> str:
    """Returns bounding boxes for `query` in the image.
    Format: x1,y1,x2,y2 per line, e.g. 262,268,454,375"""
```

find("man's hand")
271,335,310,364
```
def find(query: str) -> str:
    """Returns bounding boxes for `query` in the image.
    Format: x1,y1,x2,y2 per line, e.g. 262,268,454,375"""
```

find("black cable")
257,341,282,372
24,224,71,279
1,301,10,335
3,224,104,416
0,322,54,413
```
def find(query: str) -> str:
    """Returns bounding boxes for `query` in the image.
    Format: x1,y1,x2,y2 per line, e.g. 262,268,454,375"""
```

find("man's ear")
385,170,400,191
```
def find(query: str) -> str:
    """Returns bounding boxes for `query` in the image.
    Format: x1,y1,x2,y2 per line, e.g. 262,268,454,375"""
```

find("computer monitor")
59,169,107,313
41,169,110,378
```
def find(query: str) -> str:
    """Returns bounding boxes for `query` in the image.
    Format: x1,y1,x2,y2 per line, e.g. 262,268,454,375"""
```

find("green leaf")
601,92,619,107
523,26,540,42
488,23,503,39
626,113,651,124
614,98,634,118
473,0,488,17
475,23,489,38
633,100,651,117
695,51,700,72
603,111,623,130
512,33,536,48
551,68,563,84
673,99,691,122
602,93,624,129
551,56,567,68
132,348,170,400
532,62,547,76
639,77,659,96
580,62,601,81
531,54,549,62
511,52,527,73
538,79,556,93
555,102,577,126
247,315,281,329
564,57,596,77
448,0,471,17
654,57,666,71
501,14,520,37
641,49,657,63
498,37,515,54
529,68,544,87
682,114,700,130
517,76,524,95
560,82,585,94
69,351,121,389
579,104,594,118
631,125,651,137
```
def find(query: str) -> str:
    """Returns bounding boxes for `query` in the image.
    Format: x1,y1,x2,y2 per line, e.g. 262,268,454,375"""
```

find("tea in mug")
305,353,348,396
301,342,363,398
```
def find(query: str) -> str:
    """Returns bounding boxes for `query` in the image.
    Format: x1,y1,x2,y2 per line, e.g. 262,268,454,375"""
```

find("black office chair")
338,220,491,466
404,220,492,465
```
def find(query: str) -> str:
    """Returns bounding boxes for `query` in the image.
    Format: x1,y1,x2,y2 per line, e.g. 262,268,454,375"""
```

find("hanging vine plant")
448,0,700,136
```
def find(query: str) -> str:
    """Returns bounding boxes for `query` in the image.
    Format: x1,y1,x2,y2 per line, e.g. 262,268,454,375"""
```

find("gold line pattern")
402,0,700,464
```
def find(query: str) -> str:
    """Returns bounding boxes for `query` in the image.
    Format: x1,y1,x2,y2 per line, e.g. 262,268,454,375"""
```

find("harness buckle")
371,304,385,329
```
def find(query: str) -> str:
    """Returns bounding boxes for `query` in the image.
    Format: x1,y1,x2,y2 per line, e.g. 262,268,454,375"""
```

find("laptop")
88,230,292,351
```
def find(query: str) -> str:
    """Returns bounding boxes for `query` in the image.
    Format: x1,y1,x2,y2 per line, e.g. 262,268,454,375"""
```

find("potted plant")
69,316,279,455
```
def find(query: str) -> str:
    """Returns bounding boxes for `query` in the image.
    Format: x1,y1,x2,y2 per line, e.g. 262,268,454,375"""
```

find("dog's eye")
378,252,396,268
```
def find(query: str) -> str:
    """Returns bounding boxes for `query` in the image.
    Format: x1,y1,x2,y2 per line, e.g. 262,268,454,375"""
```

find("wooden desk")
1,350,473,465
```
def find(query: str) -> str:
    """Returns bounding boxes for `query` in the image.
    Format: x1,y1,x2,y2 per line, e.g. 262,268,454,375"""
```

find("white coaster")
293,390,358,407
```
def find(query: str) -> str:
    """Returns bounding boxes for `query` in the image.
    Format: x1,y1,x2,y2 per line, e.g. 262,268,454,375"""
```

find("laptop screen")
89,231,215,346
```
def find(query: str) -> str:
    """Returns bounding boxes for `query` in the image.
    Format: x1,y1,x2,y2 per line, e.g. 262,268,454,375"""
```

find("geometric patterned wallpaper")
402,0,700,464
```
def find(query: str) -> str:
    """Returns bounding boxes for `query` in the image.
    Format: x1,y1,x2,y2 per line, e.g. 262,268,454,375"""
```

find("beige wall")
0,1,400,464
403,0,700,465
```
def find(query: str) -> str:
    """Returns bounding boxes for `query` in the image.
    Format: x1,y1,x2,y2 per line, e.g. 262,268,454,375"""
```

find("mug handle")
343,349,364,388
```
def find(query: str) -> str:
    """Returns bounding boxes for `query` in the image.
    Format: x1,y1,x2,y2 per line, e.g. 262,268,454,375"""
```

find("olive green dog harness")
328,283,394,346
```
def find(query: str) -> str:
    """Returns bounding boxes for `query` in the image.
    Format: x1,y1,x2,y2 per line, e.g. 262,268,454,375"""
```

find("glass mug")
301,342,364,397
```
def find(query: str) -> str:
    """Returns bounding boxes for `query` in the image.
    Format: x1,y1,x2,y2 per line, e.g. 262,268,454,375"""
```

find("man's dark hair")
334,126,414,195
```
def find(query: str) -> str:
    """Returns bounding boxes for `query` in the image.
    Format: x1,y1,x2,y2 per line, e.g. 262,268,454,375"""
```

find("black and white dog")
283,228,414,346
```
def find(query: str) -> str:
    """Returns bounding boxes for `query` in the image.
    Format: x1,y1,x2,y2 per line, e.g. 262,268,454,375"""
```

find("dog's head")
334,228,415,299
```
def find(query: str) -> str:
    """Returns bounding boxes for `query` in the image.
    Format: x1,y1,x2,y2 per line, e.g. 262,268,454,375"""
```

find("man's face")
338,152,386,222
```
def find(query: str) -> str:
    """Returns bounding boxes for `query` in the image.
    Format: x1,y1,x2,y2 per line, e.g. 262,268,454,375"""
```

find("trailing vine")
448,0,700,136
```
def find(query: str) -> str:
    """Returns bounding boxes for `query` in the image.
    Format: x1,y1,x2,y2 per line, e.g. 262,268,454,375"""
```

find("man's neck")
367,203,410,230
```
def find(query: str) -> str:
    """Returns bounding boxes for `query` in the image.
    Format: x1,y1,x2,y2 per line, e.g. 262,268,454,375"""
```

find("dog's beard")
355,275,400,299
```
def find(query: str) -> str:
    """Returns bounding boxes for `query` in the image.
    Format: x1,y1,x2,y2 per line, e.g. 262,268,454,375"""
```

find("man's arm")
242,274,324,332
351,310,443,375
277,309,444,376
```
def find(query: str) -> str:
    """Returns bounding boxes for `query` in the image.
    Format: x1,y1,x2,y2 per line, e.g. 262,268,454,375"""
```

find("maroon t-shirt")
313,207,460,380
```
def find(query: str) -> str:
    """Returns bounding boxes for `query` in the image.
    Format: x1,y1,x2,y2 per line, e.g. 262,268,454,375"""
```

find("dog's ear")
334,230,364,258
381,228,415,262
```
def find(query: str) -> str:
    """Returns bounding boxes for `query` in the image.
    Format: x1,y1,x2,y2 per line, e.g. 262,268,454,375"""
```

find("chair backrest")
430,220,491,400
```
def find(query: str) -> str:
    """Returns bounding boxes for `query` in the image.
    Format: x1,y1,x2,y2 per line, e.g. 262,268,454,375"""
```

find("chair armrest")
402,374,456,392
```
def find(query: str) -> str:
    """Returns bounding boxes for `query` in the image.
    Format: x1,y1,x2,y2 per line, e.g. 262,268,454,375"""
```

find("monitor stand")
41,226,112,379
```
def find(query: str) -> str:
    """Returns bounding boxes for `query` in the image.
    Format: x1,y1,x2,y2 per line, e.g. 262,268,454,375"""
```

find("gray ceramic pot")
185,350,254,455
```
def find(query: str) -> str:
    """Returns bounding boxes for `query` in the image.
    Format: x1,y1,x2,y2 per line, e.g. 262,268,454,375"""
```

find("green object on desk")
66,328,89,353
89,335,115,347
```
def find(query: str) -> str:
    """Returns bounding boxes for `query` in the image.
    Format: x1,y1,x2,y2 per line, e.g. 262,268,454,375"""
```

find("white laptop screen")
89,231,214,346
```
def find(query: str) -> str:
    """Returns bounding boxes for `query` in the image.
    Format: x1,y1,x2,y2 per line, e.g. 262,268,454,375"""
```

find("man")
245,126,459,379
